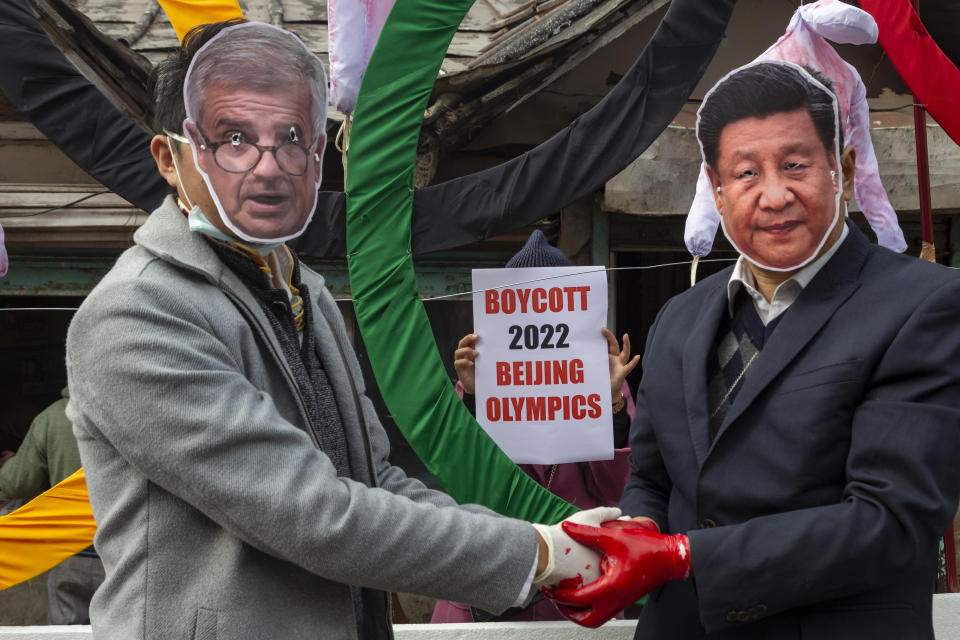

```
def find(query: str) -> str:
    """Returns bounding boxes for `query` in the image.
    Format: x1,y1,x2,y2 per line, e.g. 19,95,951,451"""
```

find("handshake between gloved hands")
533,506,691,628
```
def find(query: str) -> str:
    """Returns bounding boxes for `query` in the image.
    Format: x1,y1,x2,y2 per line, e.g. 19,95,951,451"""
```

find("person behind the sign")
64,20,624,640
541,61,960,639
431,229,639,623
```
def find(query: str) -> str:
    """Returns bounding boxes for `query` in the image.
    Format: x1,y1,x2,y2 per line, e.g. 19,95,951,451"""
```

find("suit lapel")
682,277,729,467
708,223,869,450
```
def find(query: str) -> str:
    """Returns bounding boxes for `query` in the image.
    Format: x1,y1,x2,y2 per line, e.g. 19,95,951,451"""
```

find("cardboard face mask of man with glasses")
176,22,326,245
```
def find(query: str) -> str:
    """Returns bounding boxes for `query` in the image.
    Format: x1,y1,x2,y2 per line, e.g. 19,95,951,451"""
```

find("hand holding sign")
604,328,640,402
454,333,479,395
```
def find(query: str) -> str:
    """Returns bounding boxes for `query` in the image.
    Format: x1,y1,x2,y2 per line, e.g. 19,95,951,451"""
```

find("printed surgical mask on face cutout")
696,61,843,273
166,131,283,254
181,22,328,244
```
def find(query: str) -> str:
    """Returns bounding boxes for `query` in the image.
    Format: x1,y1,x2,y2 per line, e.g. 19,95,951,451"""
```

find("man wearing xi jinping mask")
64,20,624,640
544,61,960,639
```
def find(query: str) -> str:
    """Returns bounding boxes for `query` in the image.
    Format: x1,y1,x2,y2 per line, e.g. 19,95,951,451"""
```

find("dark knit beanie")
505,229,571,268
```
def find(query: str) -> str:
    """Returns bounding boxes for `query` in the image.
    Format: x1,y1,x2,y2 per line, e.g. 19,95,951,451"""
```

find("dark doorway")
0,296,81,453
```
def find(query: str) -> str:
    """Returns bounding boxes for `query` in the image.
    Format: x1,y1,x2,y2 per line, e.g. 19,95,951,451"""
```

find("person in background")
431,229,640,622
0,387,104,625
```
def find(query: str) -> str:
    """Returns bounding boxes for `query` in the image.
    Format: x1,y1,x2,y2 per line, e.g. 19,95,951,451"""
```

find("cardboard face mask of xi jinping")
697,60,845,273
181,22,327,245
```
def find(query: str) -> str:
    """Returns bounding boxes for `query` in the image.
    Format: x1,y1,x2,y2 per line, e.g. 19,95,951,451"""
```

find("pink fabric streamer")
0,223,7,277
328,0,396,114
684,0,907,258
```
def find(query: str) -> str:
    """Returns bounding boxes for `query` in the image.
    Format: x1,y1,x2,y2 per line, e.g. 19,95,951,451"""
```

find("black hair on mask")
697,62,844,171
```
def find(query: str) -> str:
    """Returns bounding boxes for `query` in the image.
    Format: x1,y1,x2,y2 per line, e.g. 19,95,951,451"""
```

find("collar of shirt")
726,223,849,325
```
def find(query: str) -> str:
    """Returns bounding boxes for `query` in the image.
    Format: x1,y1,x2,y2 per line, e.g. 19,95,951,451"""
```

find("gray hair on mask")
184,22,328,146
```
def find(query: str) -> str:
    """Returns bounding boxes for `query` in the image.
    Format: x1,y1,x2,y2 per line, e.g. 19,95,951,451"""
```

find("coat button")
700,518,717,528
726,611,739,623
737,611,751,622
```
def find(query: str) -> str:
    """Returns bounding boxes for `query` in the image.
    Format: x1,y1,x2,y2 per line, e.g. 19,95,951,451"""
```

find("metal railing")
5,600,960,640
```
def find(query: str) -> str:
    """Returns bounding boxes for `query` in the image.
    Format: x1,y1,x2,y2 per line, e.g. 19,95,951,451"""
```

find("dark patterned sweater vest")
707,289,783,442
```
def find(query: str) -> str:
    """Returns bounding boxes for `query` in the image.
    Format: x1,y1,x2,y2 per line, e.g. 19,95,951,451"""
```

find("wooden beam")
0,184,145,248
469,0,619,68
508,0,668,113
0,252,480,300
523,0,652,60
0,123,47,141
71,0,159,23
427,0,654,153
30,0,153,129
122,1,161,47
282,0,328,22
428,60,554,150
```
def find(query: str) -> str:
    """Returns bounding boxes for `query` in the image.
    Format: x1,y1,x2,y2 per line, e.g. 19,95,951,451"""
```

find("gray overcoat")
66,196,537,639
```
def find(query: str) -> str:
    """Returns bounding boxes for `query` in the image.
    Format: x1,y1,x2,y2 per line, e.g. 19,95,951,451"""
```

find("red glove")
543,519,690,628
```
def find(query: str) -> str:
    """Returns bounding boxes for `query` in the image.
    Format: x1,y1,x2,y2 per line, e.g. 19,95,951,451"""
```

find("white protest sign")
471,267,612,464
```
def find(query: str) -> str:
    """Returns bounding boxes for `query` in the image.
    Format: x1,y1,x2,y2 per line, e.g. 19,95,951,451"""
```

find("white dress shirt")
726,224,849,325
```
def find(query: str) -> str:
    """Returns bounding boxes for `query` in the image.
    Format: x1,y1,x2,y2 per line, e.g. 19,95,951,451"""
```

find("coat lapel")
304,275,379,487
682,277,729,467
137,197,295,377
708,224,869,449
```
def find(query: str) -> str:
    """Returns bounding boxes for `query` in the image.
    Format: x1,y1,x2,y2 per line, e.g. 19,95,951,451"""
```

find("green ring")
345,0,576,523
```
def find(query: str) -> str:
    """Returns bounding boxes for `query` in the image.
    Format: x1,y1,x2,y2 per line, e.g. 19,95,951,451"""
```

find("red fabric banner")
859,0,960,146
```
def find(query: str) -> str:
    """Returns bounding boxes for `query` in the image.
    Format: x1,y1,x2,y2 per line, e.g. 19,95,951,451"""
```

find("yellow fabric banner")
0,469,96,591
157,0,245,42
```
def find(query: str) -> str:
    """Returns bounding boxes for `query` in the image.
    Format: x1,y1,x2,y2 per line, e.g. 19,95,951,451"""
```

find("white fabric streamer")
328,0,396,114
684,0,907,259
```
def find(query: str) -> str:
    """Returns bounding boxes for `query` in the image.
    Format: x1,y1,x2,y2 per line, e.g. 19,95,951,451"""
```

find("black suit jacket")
621,223,960,639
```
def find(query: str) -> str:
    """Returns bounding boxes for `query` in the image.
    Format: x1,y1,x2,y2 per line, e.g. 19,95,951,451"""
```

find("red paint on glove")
543,519,690,628
554,574,583,590
601,518,660,533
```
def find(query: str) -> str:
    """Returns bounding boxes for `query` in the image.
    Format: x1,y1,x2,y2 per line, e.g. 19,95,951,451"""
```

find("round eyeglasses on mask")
195,126,318,176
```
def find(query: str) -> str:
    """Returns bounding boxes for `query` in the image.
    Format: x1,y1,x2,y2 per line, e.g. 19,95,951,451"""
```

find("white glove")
533,506,621,587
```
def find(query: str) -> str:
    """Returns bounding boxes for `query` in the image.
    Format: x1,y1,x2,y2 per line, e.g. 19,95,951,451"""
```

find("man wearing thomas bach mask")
65,20,622,640
169,20,326,245
183,83,321,240
543,62,960,639
181,82,323,242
